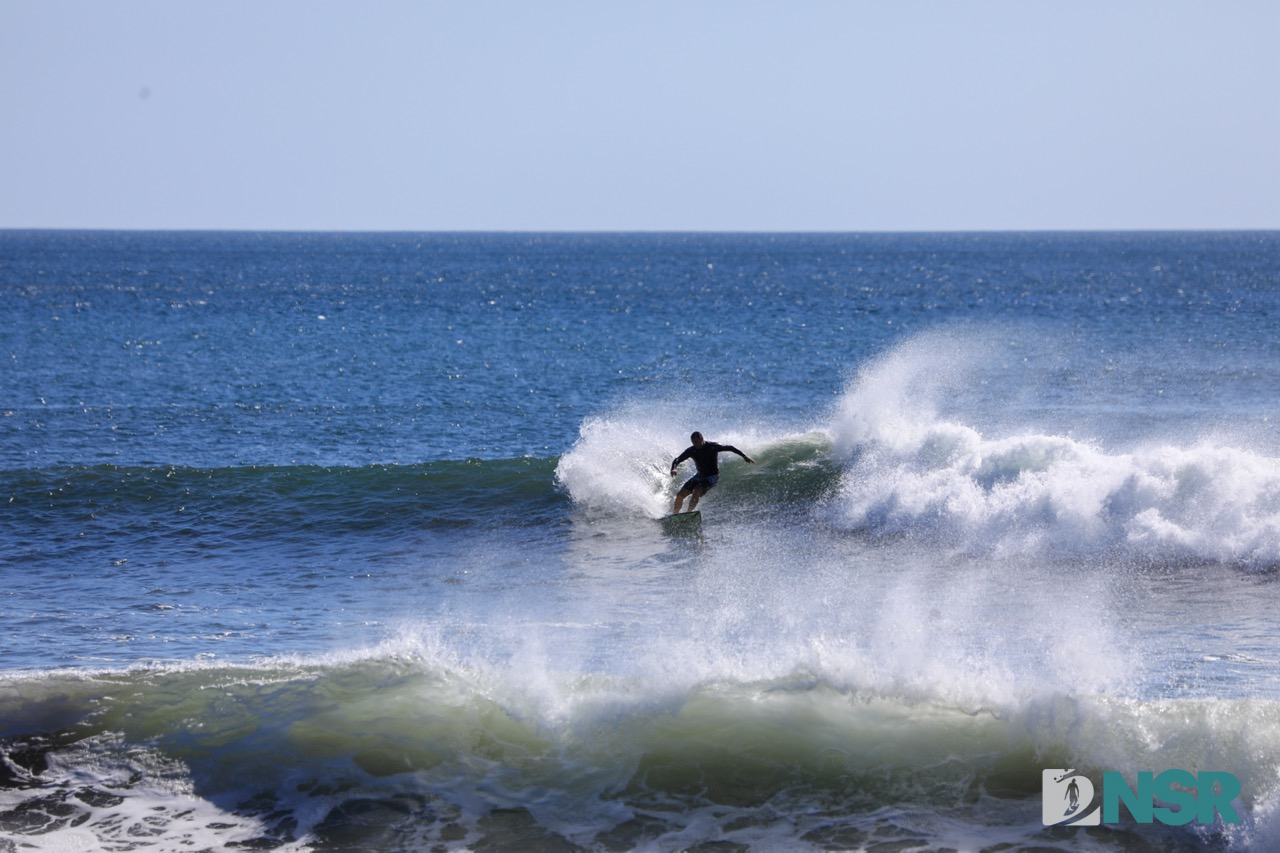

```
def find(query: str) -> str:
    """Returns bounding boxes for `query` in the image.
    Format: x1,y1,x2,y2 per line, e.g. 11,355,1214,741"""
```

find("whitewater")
3,230,1280,851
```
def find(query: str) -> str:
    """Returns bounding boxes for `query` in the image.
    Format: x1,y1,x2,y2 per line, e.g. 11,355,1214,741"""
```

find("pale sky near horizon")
2,1,1277,232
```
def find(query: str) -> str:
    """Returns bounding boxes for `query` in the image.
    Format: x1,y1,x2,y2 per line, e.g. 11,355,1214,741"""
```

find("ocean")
3,230,1280,851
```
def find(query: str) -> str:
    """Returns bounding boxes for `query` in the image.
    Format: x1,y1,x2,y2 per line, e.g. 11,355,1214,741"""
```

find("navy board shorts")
682,474,718,494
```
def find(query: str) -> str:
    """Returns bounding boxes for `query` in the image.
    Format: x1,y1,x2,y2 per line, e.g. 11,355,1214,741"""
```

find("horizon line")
4,226,1279,236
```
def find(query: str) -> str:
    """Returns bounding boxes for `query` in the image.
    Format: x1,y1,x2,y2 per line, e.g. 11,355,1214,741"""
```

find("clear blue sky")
2,1,1277,231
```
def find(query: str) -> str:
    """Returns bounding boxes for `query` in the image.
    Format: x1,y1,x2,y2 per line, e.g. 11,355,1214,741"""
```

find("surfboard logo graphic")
1043,769,1100,826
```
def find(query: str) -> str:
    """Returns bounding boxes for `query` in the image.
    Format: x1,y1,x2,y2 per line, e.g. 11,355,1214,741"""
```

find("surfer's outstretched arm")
725,445,755,464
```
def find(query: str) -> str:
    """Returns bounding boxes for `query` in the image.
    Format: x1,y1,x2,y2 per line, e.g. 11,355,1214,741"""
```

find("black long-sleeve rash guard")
672,442,744,477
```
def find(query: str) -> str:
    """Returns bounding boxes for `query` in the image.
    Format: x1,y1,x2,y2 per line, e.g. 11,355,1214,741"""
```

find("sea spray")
827,333,1280,566
554,412,676,518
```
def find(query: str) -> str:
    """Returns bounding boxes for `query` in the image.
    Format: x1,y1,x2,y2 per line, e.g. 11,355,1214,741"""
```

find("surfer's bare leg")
674,488,691,514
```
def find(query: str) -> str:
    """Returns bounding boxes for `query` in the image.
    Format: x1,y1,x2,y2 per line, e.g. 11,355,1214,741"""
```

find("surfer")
670,431,754,513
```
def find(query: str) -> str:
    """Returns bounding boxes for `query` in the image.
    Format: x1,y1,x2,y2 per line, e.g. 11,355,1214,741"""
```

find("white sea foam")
828,331,1280,566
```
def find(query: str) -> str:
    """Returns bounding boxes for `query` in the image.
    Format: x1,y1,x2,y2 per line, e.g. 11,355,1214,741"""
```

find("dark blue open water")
3,231,1280,850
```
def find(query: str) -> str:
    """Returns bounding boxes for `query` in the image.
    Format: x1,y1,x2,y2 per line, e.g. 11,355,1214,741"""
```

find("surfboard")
659,510,701,529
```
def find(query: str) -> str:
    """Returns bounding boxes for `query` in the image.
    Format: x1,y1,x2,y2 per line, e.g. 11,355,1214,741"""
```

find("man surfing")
670,431,754,513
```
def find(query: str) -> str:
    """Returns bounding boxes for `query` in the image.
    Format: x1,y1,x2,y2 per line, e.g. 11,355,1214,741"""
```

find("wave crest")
4,653,1278,851
828,333,1280,567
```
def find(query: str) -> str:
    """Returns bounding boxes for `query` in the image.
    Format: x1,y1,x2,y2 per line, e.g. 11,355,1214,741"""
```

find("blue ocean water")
3,230,1280,850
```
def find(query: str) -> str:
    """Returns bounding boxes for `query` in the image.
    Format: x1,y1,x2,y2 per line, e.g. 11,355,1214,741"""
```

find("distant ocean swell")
1,458,566,553
3,653,1279,851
